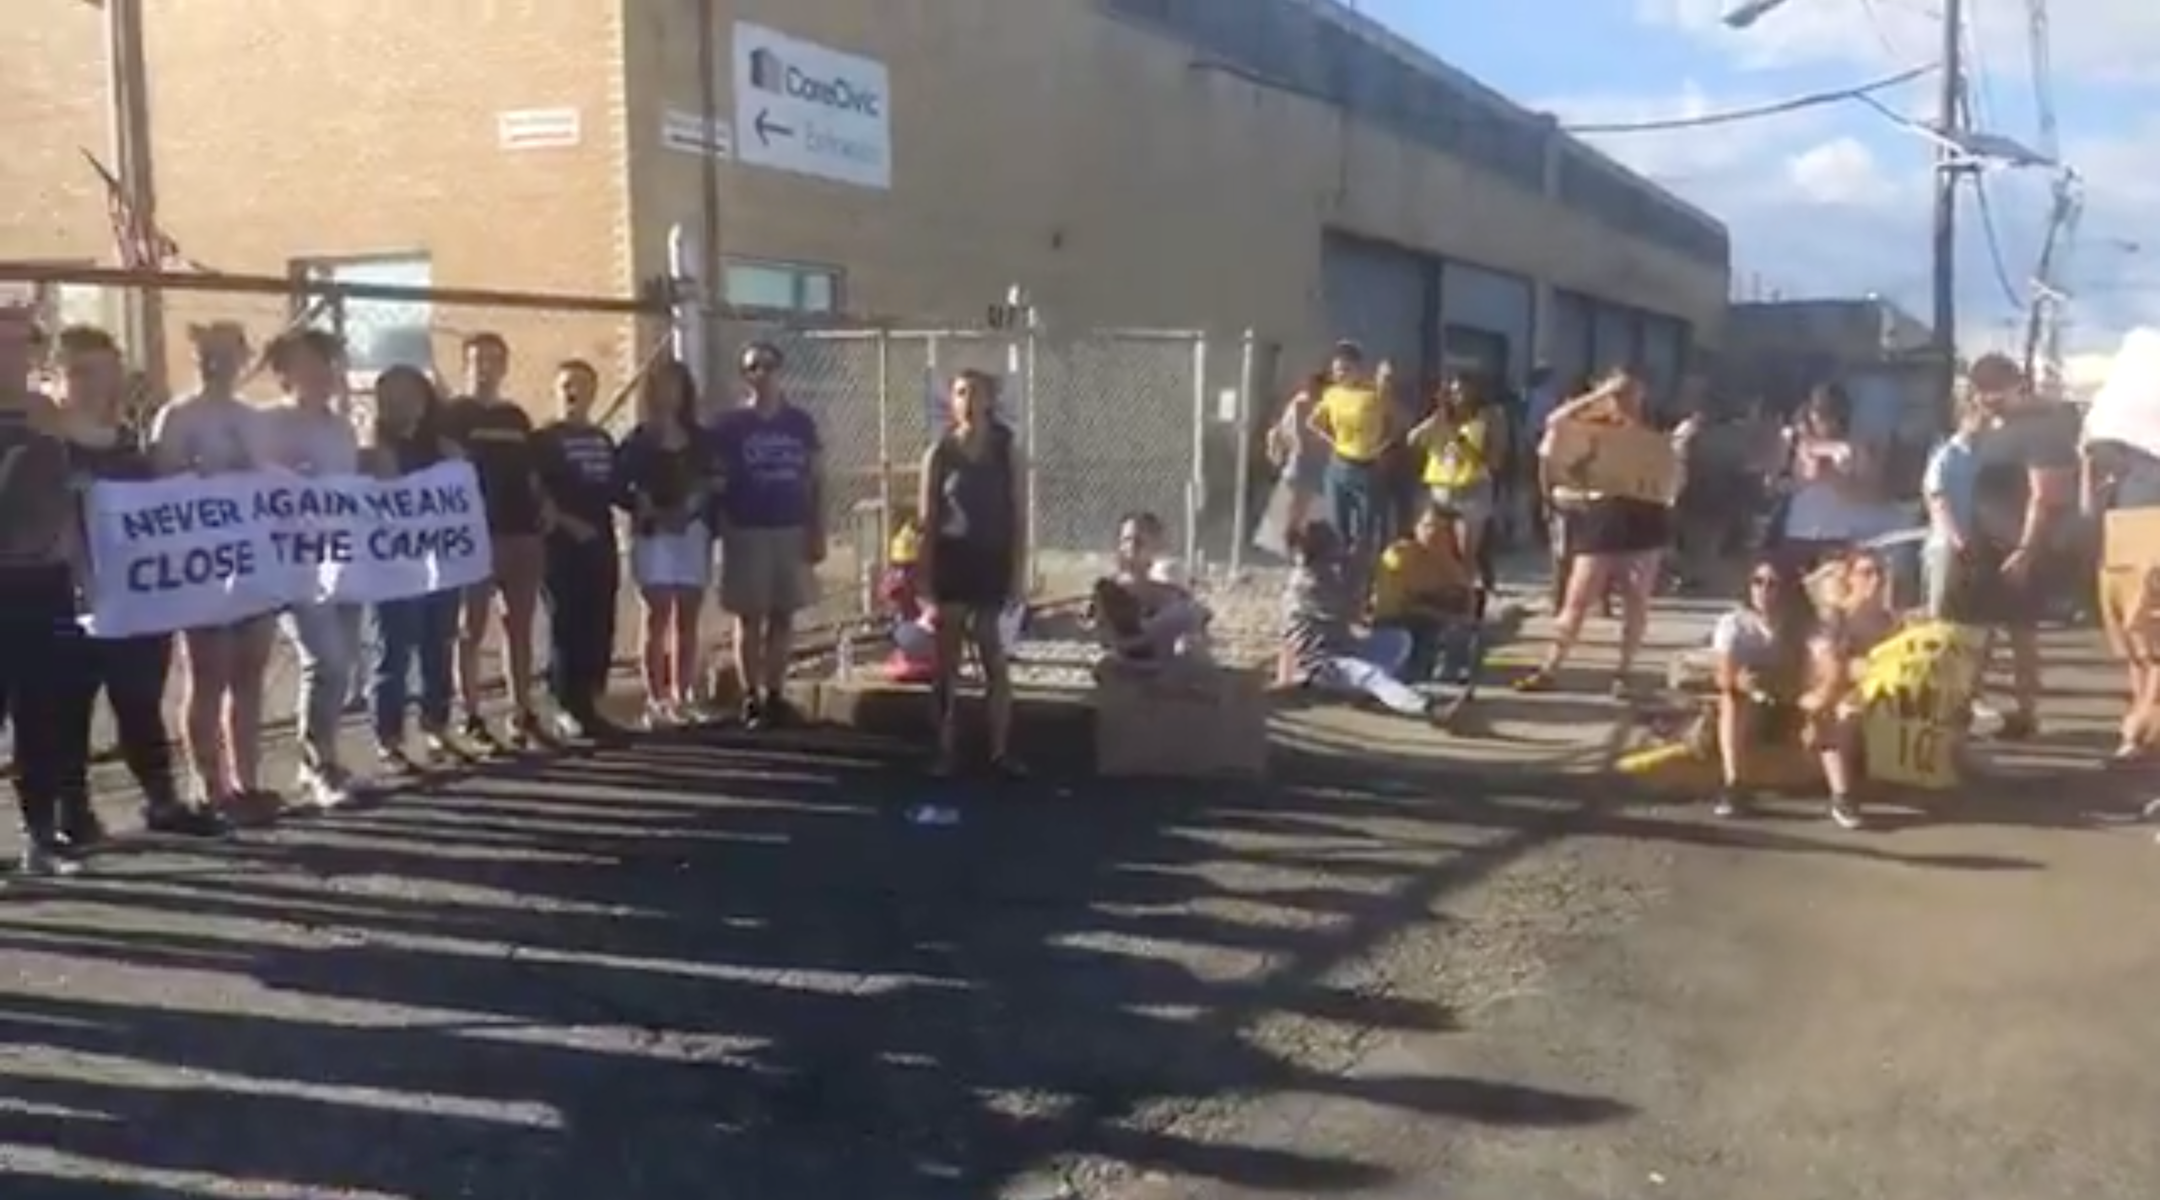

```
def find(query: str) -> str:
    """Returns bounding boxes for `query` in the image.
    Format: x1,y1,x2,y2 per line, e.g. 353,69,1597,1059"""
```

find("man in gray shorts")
707,343,825,727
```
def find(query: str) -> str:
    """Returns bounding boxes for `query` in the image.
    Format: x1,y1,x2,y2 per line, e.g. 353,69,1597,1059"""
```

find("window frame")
288,250,436,388
722,256,844,316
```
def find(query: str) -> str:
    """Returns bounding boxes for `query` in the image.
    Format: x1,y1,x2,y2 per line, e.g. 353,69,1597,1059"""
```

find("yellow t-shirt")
1418,413,1491,489
1317,384,1387,462
1371,538,1472,621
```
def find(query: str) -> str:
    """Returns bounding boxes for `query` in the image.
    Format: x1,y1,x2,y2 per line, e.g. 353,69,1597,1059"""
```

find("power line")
1562,64,1934,134
1856,0,1906,58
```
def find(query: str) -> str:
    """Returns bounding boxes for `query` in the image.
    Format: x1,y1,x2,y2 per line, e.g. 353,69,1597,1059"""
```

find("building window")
724,259,841,314
294,253,434,381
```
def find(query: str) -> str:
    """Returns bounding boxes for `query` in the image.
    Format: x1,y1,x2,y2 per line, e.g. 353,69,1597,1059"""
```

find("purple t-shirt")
709,403,821,529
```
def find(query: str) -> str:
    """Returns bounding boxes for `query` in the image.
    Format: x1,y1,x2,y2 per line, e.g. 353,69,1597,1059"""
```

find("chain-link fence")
702,318,1215,612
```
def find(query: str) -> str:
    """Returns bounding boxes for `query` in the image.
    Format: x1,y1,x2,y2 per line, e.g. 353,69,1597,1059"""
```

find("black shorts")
1572,498,1670,557
927,539,1016,610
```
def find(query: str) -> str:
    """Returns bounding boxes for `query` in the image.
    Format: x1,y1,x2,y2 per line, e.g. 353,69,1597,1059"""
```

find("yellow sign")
1856,621,1986,790
1544,420,1682,505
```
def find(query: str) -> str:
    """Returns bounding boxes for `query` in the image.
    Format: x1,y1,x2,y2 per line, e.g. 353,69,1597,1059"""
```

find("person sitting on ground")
1371,505,1477,682
878,509,938,683
1279,520,1435,718
1797,547,1902,830
1092,511,1210,665
1704,554,1818,821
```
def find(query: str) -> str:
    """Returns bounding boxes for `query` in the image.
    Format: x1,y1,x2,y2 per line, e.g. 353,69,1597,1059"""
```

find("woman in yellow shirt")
1307,341,1396,575
1406,376,1496,580
1372,505,1477,680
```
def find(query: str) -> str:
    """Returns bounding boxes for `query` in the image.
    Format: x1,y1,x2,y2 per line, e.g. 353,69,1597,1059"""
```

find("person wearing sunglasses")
1705,555,1825,822
708,342,825,728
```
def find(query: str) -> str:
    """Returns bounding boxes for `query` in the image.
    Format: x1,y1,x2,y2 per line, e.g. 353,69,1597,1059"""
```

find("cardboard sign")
2104,506,2160,574
1094,663,1267,779
1856,620,1986,790
1543,419,1681,505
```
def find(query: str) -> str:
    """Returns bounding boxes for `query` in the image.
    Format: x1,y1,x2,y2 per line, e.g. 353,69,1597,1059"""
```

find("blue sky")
1355,0,2158,367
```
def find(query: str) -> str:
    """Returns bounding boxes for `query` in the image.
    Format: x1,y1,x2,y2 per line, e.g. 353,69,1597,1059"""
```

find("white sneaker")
642,701,677,732
297,763,353,810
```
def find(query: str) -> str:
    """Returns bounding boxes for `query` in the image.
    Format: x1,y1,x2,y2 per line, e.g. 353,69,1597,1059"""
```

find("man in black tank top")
915,371,1029,777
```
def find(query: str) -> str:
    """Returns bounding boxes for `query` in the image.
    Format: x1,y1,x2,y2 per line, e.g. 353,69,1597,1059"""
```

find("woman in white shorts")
617,361,714,727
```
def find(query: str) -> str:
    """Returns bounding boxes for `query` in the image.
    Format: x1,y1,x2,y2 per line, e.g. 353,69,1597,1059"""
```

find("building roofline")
1293,0,1726,238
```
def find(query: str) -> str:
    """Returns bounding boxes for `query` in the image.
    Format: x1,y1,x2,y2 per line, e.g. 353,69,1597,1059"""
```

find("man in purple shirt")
708,341,825,727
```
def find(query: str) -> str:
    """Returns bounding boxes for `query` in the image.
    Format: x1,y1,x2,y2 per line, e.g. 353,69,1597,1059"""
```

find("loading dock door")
1320,232,1435,390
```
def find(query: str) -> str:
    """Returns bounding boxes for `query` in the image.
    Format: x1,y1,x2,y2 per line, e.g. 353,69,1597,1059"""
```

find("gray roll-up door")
1438,261,1534,386
1321,232,1435,389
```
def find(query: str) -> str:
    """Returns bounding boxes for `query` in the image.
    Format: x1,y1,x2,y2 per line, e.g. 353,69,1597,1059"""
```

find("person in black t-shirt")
52,326,229,846
534,358,629,742
364,366,466,772
0,299,84,874
1964,353,2077,738
618,358,715,728
442,331,551,752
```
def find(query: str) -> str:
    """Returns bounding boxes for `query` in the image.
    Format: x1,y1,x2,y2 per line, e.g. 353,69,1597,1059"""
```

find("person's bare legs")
639,588,675,709
224,617,274,795
732,614,766,708
1713,692,1752,799
761,614,794,695
179,627,233,800
1615,550,1661,687
456,585,493,720
673,589,703,708
969,609,1016,768
930,613,969,772
1524,553,1612,682
499,556,542,721
2007,624,2042,730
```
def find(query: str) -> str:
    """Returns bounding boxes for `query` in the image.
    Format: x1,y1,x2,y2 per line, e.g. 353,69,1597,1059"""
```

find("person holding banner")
258,330,369,809
445,332,553,753
535,358,630,743
51,325,229,843
363,366,467,772
0,297,90,874
1515,366,1699,697
618,358,714,729
149,321,277,821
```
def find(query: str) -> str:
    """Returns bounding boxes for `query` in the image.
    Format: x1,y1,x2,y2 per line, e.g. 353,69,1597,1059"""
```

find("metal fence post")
874,328,894,604
1231,328,1256,575
1022,317,1042,595
1185,333,1206,574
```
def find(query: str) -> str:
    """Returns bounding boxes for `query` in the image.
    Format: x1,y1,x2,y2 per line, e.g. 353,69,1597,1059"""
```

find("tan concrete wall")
623,0,1728,365
0,0,642,405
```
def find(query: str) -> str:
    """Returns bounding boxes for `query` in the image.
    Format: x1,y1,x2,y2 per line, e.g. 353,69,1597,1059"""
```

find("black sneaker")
18,834,82,877
143,802,232,839
461,715,505,757
1995,712,2040,742
1828,795,1864,831
58,805,109,853
741,694,768,730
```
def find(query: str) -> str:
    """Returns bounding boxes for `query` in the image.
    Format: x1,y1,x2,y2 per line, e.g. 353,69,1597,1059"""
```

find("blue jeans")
1310,626,1427,715
1326,457,1386,556
282,603,361,770
371,591,458,742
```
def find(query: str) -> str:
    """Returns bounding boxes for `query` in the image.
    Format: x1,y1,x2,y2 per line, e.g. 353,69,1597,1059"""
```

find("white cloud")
1637,0,2160,85
1546,84,2158,356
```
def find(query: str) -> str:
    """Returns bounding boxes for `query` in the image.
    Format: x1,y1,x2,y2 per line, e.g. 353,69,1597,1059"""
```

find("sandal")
1511,667,1557,693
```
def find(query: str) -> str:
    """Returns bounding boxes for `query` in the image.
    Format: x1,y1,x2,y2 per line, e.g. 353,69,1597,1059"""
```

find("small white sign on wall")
497,107,581,151
661,108,733,159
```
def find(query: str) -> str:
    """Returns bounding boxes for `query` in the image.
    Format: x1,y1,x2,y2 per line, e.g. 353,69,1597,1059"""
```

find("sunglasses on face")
744,358,778,375
1750,574,1779,587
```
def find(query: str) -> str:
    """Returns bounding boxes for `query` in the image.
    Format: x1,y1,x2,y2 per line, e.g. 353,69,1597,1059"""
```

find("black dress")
924,427,1019,609
1572,496,1671,556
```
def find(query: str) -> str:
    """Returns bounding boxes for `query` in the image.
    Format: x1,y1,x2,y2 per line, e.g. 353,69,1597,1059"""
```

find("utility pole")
1928,0,1965,418
694,0,725,394
104,0,167,399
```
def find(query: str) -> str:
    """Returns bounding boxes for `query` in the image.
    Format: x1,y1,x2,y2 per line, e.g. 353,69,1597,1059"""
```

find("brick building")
3,0,1729,404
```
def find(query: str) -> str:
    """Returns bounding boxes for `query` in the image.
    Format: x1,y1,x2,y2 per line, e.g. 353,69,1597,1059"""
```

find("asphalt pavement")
1,611,2153,1200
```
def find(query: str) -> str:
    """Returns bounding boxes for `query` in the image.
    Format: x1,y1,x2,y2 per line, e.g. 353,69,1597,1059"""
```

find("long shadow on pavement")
0,725,1630,1199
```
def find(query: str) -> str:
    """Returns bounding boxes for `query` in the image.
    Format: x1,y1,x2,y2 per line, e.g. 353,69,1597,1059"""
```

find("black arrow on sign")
754,109,793,146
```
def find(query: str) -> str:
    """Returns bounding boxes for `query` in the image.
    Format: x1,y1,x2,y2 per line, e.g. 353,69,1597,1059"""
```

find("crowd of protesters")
0,290,832,876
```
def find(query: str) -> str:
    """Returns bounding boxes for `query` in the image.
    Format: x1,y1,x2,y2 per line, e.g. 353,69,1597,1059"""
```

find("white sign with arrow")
732,21,891,191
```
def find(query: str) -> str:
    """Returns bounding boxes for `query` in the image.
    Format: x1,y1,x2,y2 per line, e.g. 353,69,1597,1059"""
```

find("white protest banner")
2083,327,2160,459
83,460,493,638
